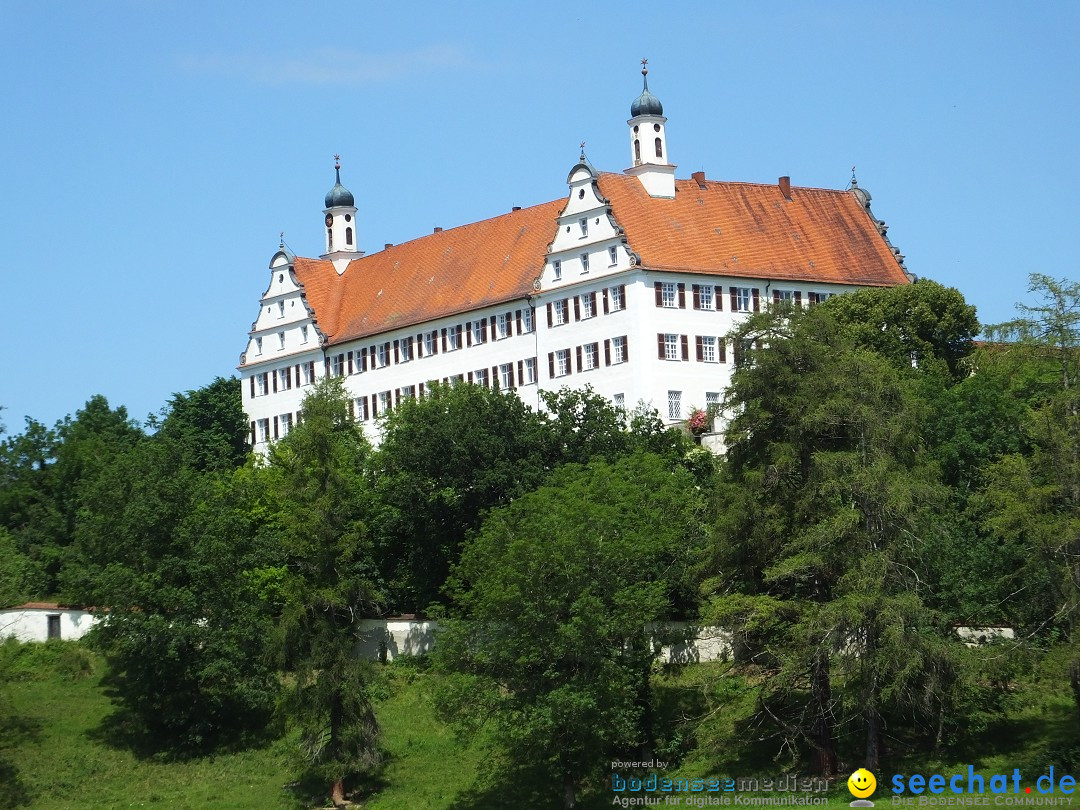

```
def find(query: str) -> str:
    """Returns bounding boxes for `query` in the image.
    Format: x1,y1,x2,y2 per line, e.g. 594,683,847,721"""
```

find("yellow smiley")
848,768,876,799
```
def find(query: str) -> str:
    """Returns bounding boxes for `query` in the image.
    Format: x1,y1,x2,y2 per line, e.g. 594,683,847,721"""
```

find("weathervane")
641,57,648,75
334,153,341,168
580,141,586,162
850,165,858,187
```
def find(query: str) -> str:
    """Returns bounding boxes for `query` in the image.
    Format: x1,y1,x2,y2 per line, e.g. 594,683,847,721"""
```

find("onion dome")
630,62,664,117
324,157,354,208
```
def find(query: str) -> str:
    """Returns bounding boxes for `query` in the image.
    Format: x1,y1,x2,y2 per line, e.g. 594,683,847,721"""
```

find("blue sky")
2,2,1077,429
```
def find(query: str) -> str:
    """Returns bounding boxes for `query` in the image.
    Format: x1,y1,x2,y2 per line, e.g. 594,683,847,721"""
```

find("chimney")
778,176,792,201
691,170,707,189
384,243,393,250
433,227,443,233
512,206,521,212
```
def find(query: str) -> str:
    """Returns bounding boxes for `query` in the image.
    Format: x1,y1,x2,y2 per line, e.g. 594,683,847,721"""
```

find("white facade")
239,71,908,453
0,604,99,643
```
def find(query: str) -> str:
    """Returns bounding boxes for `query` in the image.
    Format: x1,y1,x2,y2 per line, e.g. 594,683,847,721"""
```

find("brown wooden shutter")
515,309,522,334
295,364,301,387
467,371,473,384
431,333,438,355
654,281,663,307
492,365,498,388
456,325,462,345
590,291,597,314
249,421,255,444
348,351,354,374
372,395,378,417
576,345,582,372
696,335,703,361
715,285,722,311
490,317,497,341
657,333,665,359
602,288,609,314
604,339,611,366
693,284,701,309
273,416,279,439
773,290,781,306
730,287,737,310
678,283,686,308
794,291,802,306
681,334,689,360
548,352,555,378
480,317,488,342
752,289,760,312
528,306,535,331
547,302,553,327
361,348,368,371
349,399,355,420
324,358,330,376
272,371,278,393
573,297,580,321
395,389,401,407
517,360,523,385
719,340,727,363
249,376,255,398
466,323,472,347
441,328,447,352
623,335,629,361
309,360,316,380
393,340,399,363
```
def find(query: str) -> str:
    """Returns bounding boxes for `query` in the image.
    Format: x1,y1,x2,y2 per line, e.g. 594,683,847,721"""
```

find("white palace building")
239,66,911,451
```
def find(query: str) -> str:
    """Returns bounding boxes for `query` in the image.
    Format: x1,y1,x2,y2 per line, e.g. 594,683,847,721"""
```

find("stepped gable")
596,172,908,287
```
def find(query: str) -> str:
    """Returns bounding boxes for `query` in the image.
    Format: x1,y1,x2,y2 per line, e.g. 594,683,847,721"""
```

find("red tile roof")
291,175,906,347
597,173,908,286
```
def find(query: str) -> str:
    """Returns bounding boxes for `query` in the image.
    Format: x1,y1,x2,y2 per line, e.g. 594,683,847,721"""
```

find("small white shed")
0,602,99,642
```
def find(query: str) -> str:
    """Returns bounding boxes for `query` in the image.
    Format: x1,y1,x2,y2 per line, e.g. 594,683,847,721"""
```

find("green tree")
372,382,549,613
266,377,382,806
153,376,249,472
434,453,706,808
708,304,956,772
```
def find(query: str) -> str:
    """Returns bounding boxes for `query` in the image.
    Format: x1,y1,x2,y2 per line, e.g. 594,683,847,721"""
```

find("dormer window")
553,260,562,280
579,218,588,237
277,301,285,318
255,337,263,355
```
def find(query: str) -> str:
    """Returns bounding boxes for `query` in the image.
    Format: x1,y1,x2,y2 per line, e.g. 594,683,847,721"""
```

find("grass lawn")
2,643,1078,809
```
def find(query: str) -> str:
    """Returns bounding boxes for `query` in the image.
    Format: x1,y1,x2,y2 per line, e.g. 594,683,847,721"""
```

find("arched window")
346,227,353,246
634,139,641,162
655,137,663,158
327,228,333,251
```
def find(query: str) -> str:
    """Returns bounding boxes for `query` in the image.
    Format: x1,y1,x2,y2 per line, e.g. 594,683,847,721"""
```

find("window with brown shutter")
681,334,689,360
752,289,760,312
604,339,611,366
678,283,686,308
655,281,663,307
548,352,555,378
695,335,703,361
657,333,665,359
693,284,701,309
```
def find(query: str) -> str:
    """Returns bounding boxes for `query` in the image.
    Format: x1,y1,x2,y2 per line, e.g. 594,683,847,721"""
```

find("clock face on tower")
325,214,334,227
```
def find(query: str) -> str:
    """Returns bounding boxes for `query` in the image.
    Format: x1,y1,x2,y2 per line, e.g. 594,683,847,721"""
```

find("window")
256,373,267,396
613,393,625,412
706,391,721,408
471,320,486,345
808,291,835,305
302,362,314,386
668,390,683,420
474,368,488,387
521,307,534,333
280,413,293,437
497,312,510,339
549,349,571,377
376,343,389,368
279,368,292,390
580,293,595,319
695,284,715,310
399,337,414,363
609,246,618,265
524,357,537,384
610,335,628,365
277,301,285,318
424,331,437,355
664,333,679,360
655,137,663,158
300,325,309,344
579,218,588,237
255,337,263,355
581,252,590,273
327,228,333,250
332,354,345,377
447,326,461,351
278,331,285,349
256,418,270,443
551,299,569,326
500,363,514,389
775,289,795,303
699,336,717,363
399,385,416,401
731,286,758,313
346,227,353,246
583,342,599,370
553,260,562,280
634,139,641,162
378,391,392,414
608,285,625,312
662,282,677,308
355,397,370,421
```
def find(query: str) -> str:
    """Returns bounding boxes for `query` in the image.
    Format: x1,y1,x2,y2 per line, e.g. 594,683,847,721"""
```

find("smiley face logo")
848,768,876,799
